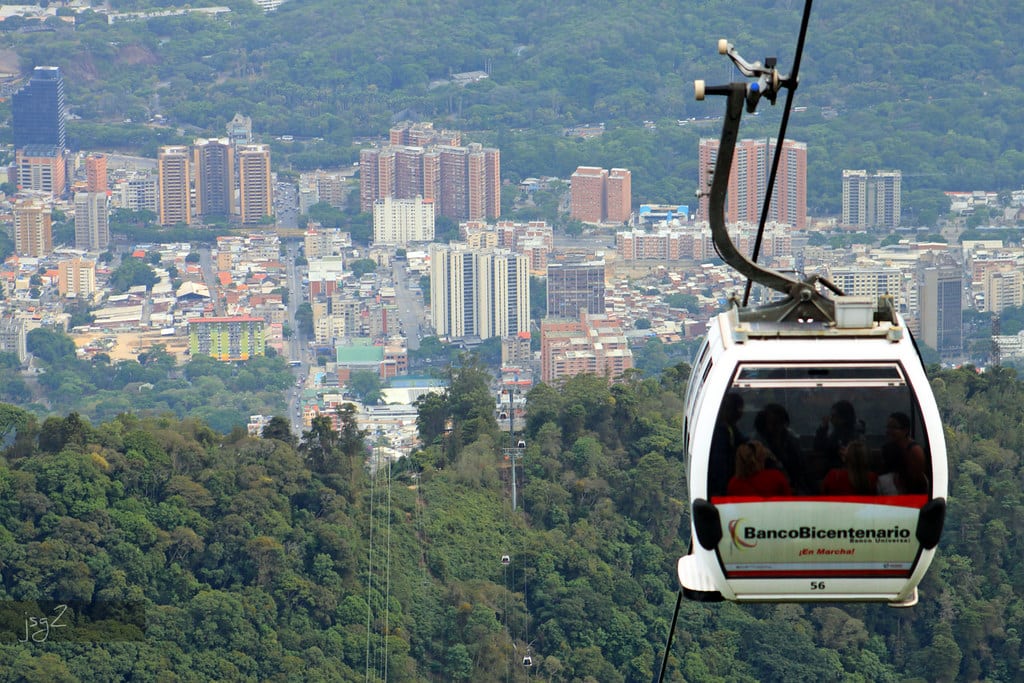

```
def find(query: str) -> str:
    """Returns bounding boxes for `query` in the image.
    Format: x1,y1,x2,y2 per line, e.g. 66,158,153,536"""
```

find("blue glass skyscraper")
12,66,67,150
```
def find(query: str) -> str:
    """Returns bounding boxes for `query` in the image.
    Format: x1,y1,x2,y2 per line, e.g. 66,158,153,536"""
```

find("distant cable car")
676,30,946,607
517,440,526,449
501,554,511,565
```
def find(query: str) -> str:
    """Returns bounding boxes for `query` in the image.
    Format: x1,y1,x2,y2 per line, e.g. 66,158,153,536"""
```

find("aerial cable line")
658,6,816,678
743,0,814,306
365,452,378,682
383,452,392,682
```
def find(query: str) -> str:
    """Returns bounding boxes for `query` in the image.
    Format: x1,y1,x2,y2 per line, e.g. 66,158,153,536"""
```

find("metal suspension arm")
697,47,836,323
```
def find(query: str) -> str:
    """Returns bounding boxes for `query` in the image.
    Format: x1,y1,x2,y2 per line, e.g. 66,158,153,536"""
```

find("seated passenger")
727,441,793,497
814,400,863,469
709,392,747,497
821,440,877,495
877,412,929,495
754,403,806,493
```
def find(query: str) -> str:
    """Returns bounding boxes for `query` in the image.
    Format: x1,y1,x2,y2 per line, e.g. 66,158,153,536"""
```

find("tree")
0,403,33,442
347,370,382,404
349,258,377,278
415,391,449,447
295,303,314,337
664,293,700,313
27,327,76,364
530,275,547,321
261,416,297,448
109,258,158,293
306,202,346,228
300,414,339,474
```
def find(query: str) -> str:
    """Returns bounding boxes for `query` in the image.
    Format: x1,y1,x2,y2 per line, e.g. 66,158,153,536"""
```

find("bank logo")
728,518,757,550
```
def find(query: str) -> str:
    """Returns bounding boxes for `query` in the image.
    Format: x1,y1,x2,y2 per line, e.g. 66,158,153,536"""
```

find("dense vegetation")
23,328,291,432
0,358,1021,681
2,2,1021,218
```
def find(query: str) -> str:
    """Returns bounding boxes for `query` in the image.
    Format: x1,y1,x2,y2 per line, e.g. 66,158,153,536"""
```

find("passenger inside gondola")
709,392,747,497
727,441,793,497
754,403,806,493
813,400,864,478
708,363,932,500
878,412,929,495
821,440,877,495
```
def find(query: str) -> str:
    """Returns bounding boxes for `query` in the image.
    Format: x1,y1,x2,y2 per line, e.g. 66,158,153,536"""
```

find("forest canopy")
0,361,1018,680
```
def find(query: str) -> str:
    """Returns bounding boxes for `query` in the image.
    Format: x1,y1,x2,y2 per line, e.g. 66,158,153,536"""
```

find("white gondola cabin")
677,35,946,606
678,305,947,606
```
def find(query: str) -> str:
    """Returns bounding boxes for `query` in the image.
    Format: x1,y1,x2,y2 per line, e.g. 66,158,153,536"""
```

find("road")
284,239,309,434
197,247,225,316
275,180,299,229
391,259,425,351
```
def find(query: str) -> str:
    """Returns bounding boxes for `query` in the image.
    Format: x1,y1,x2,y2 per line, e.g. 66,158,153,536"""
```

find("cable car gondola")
676,17,946,607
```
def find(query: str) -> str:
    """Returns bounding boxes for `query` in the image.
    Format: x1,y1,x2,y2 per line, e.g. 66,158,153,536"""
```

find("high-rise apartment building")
842,170,867,228
84,153,108,193
872,171,902,230
360,147,394,212
236,144,273,226
698,138,807,229
16,146,67,198
58,256,97,299
918,253,962,361
372,196,435,245
569,166,632,224
394,146,425,200
193,138,234,218
606,168,632,223
157,146,192,226
13,200,53,257
73,191,111,252
360,128,499,221
985,270,1024,314
547,258,606,319
437,145,469,220
429,243,529,340
570,167,606,223
842,169,901,229
13,66,66,150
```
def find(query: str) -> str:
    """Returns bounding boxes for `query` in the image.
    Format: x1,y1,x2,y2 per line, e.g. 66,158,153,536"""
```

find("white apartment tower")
842,169,901,229
429,243,530,340
373,196,435,245
74,191,110,252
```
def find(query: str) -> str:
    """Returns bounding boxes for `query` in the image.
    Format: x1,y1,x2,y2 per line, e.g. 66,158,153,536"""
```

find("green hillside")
0,361,1019,681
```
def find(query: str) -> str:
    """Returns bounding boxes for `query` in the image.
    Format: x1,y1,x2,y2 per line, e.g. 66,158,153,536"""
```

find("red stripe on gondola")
712,495,929,507
727,569,910,578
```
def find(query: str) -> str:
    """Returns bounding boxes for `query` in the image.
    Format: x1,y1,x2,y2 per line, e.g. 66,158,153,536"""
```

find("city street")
391,259,425,351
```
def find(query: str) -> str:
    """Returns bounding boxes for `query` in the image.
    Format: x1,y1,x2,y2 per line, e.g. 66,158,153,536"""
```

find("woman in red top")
821,440,877,495
727,441,793,497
